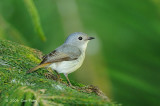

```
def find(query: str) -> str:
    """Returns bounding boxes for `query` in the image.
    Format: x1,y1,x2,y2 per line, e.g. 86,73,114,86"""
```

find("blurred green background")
0,0,160,105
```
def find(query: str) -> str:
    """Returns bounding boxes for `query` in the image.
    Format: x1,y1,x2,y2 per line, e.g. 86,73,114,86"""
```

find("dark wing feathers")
40,50,56,64
40,44,81,65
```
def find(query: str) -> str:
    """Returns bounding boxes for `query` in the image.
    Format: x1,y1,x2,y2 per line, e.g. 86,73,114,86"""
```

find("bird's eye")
78,37,83,40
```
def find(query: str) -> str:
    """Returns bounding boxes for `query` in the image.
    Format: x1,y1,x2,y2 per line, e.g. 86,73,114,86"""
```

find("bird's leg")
45,68,61,81
47,67,54,74
45,68,57,80
55,70,61,80
64,73,72,86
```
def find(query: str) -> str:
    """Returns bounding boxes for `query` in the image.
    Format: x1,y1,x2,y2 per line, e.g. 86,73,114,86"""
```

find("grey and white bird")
27,32,95,86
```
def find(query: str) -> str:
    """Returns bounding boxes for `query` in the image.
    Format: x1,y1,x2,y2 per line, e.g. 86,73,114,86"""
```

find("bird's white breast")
48,53,85,74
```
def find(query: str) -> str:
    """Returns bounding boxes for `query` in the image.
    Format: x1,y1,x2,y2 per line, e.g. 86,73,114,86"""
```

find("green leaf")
24,0,46,42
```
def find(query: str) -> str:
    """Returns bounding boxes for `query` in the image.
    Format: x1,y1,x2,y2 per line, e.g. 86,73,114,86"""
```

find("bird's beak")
88,37,95,40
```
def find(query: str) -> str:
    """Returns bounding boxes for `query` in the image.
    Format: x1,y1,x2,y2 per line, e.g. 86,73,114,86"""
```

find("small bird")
27,32,95,86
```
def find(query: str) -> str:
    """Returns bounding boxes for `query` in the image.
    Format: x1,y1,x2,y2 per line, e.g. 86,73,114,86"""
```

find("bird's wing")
26,44,81,73
40,44,81,65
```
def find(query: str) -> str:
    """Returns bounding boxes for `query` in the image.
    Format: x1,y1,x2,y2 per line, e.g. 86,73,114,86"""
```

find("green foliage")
24,0,46,42
0,16,28,45
0,40,115,105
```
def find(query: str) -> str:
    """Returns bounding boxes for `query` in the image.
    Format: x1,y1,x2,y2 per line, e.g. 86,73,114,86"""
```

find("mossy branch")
0,40,117,105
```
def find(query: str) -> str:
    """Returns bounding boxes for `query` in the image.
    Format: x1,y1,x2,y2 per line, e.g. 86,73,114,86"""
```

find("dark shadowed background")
0,0,160,105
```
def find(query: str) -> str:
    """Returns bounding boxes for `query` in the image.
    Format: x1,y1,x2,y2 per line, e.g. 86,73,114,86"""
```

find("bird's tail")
26,63,51,74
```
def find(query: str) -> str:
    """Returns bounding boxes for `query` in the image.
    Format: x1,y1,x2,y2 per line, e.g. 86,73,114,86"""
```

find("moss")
0,40,118,105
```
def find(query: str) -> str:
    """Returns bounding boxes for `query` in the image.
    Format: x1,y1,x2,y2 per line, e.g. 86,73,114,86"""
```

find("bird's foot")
56,78,63,83
66,82,76,89
70,85,76,89
44,72,57,80
56,74,63,82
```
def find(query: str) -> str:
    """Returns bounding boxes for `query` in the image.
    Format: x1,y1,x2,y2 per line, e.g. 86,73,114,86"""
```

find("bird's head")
65,32,95,51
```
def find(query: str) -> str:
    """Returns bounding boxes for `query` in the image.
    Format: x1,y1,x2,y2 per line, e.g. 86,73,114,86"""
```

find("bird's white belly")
48,54,84,74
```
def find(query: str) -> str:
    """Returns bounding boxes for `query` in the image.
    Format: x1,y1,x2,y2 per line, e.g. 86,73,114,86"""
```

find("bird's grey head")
64,32,95,51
